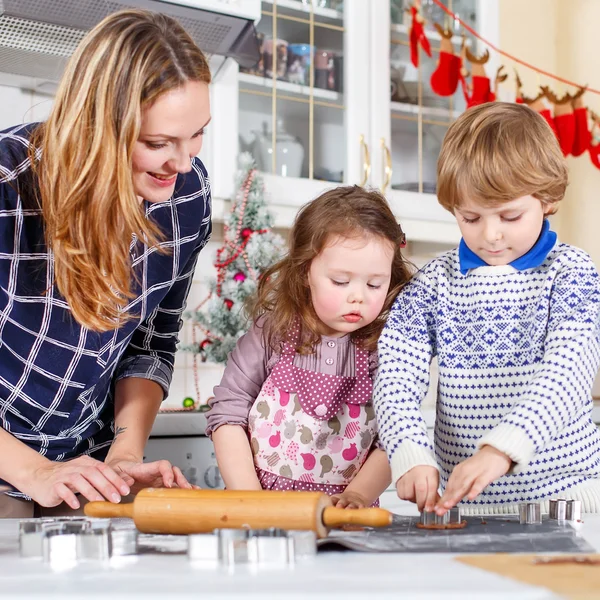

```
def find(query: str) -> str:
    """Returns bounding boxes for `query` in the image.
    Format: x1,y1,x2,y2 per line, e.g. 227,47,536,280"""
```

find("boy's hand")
331,490,370,509
396,465,440,512
435,445,512,515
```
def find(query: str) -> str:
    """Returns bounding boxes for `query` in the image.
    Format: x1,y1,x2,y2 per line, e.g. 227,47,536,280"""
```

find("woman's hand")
28,455,132,509
106,456,194,494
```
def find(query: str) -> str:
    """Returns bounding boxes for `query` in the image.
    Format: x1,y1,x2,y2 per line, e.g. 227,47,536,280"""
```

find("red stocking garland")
430,23,460,96
408,1,431,68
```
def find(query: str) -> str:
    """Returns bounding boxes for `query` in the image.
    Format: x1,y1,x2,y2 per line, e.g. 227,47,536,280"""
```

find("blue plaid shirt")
0,123,211,477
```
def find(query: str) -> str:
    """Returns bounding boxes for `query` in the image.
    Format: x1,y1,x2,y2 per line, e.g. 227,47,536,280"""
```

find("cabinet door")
236,0,370,204
368,0,498,243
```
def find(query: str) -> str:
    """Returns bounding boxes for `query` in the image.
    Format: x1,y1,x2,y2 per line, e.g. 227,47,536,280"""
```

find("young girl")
0,9,211,517
206,186,412,508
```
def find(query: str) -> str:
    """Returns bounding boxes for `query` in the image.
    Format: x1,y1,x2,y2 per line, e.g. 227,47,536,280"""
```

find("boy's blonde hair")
437,102,568,214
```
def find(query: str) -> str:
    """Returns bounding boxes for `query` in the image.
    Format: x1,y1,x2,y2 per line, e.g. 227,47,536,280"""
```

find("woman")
0,9,212,516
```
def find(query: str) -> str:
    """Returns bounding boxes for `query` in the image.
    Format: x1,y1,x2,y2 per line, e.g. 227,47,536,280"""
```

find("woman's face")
132,79,211,203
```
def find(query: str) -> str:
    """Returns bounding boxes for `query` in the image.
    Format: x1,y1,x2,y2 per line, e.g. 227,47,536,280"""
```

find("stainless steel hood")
0,0,261,85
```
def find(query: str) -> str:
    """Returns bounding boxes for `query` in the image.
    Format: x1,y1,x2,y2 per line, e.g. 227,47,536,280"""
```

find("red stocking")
554,112,575,156
539,109,558,137
572,107,590,157
467,76,492,109
431,52,461,96
409,6,431,67
589,143,600,169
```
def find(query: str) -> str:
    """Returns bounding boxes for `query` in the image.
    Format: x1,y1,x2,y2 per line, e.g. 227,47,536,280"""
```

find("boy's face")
454,195,551,266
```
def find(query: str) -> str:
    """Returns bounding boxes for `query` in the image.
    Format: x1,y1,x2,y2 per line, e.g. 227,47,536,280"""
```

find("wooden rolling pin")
84,488,392,538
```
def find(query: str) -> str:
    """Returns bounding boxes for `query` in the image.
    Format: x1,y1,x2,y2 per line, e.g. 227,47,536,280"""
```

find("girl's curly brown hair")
248,185,413,354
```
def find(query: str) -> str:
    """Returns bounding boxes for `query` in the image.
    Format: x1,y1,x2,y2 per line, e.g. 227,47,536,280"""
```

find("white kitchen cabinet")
210,0,499,243
0,1,499,244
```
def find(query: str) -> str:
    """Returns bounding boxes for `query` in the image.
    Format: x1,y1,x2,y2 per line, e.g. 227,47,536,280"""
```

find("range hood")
0,0,261,87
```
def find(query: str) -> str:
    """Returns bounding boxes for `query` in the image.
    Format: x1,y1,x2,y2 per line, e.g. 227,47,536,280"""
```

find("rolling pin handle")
84,501,135,519
322,507,393,529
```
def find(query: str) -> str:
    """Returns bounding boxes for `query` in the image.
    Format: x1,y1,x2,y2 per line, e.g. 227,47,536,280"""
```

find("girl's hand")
29,455,132,509
106,457,194,494
434,446,511,515
331,490,370,509
396,465,440,512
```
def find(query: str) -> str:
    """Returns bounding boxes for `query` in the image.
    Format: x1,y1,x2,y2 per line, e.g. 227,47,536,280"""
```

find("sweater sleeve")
478,258,600,473
373,271,439,484
205,320,273,437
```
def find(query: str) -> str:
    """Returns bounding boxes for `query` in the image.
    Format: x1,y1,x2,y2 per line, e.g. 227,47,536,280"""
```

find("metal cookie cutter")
549,499,568,522
419,507,461,527
19,517,138,562
519,502,542,525
188,528,317,568
548,498,582,522
566,499,582,522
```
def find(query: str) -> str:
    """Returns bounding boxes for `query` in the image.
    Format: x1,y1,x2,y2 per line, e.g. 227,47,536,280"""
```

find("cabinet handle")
381,138,393,194
359,134,371,186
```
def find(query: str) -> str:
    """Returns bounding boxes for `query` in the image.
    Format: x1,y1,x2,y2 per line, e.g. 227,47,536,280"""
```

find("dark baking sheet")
318,515,594,554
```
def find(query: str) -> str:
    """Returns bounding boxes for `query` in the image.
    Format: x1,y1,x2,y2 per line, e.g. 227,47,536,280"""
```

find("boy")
374,102,600,515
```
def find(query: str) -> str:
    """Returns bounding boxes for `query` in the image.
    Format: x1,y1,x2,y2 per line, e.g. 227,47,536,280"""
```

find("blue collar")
458,219,556,275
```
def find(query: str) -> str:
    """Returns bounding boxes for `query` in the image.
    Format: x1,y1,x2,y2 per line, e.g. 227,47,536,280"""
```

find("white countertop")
0,494,598,600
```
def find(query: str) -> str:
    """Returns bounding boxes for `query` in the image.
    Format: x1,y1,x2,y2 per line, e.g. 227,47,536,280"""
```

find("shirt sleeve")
373,271,439,484
478,258,600,473
113,163,212,399
205,319,273,437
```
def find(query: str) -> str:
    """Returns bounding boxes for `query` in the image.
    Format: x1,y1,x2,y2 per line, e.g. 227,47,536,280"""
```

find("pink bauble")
233,271,247,282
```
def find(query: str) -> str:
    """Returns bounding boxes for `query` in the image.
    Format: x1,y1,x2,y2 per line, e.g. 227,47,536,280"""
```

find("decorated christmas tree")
182,153,285,366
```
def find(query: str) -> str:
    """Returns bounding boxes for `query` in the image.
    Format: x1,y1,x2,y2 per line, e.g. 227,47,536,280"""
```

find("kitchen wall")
498,0,600,396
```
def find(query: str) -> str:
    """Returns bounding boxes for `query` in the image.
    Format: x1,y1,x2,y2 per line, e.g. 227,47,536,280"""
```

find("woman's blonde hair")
249,186,413,354
29,9,211,331
437,101,568,214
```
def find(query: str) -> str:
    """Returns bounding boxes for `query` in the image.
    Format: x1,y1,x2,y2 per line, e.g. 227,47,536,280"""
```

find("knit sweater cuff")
390,439,439,485
477,423,536,474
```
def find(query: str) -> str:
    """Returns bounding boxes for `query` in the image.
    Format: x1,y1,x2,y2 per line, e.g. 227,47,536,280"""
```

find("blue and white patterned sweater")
374,242,600,514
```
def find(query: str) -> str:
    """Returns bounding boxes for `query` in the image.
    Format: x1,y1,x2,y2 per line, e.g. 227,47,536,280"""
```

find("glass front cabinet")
205,0,499,245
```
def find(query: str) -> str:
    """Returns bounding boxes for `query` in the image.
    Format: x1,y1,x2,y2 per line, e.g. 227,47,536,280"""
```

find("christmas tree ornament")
233,272,247,282
224,298,234,310
241,228,253,239
182,397,195,408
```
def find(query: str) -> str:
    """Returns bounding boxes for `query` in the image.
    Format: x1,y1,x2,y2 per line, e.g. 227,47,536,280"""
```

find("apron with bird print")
248,326,377,486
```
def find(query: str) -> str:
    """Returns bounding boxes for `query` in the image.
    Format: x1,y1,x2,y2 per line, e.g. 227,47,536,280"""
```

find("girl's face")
132,80,211,204
307,234,394,338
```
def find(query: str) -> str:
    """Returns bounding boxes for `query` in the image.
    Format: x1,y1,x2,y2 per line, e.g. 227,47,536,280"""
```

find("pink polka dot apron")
248,328,377,488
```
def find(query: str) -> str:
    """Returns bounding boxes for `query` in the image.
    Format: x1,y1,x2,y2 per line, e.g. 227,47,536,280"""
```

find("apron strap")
354,343,371,378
